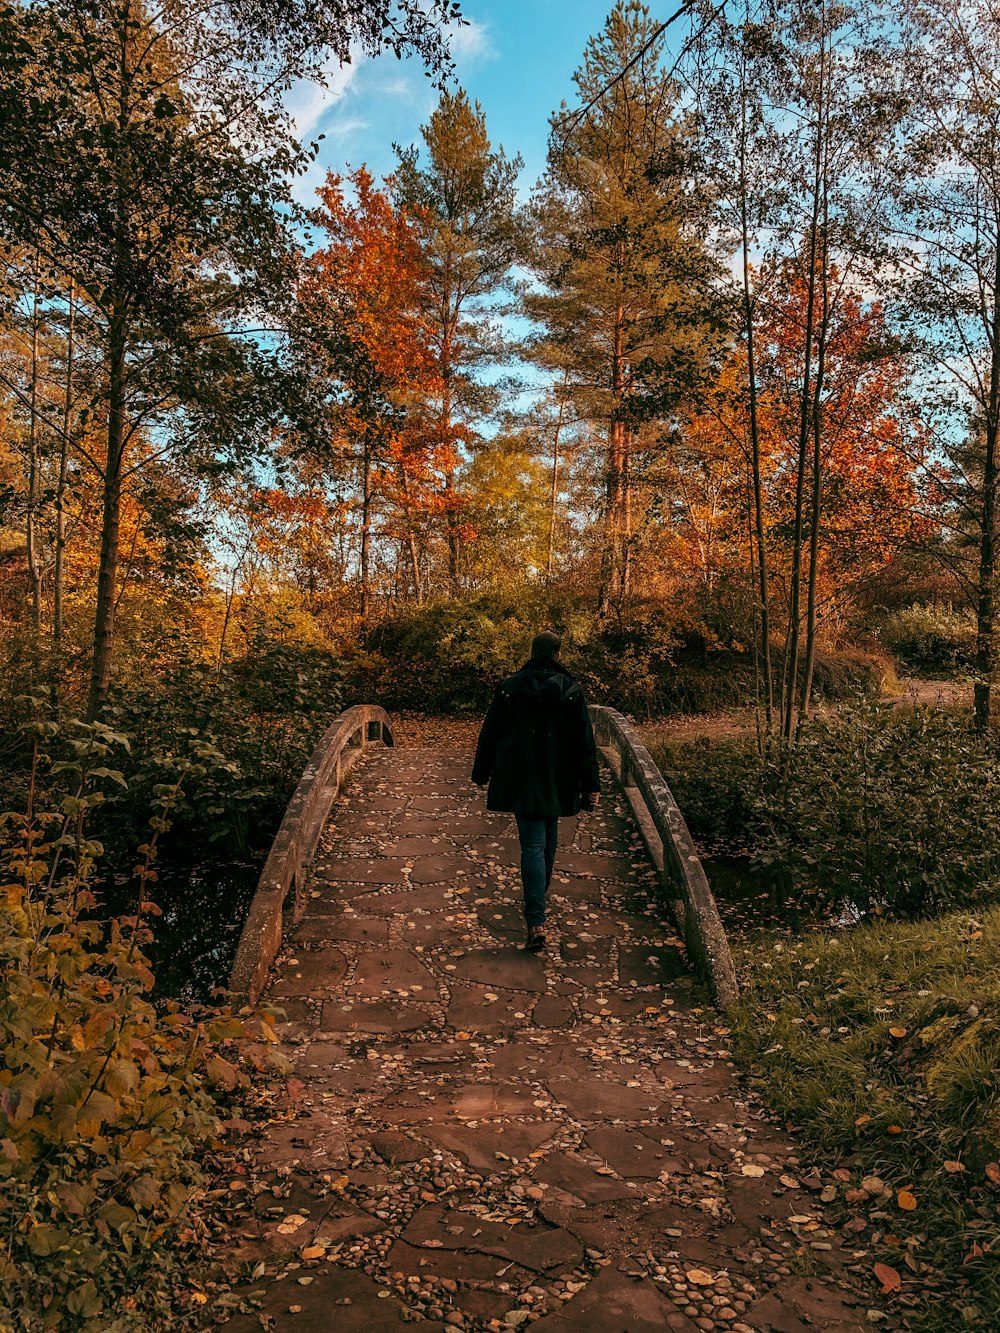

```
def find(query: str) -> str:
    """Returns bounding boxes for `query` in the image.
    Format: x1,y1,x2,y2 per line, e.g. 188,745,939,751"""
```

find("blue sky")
284,1,656,205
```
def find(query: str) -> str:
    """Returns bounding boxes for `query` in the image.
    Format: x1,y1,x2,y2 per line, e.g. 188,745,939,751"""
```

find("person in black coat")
472,630,601,950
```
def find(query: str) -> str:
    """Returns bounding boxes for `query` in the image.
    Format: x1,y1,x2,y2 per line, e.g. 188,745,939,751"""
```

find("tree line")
2,0,999,732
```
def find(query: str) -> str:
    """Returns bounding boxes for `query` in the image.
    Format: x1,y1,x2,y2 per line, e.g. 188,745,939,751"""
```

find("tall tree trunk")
782,23,827,743
360,438,373,624
974,221,1000,732
441,321,461,589
25,255,43,634
798,216,831,728
547,392,567,579
398,463,422,601
53,279,75,645
739,76,773,735
599,305,627,617
621,434,633,605
86,304,126,721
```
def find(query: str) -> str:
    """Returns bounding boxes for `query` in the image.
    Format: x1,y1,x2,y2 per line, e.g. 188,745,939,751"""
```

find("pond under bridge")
219,705,882,1333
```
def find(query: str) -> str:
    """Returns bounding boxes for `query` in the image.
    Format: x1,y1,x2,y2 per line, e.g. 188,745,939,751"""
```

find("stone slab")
530,1264,699,1331
422,1120,559,1171
445,983,536,1033
348,949,437,997
292,915,390,946
446,947,548,993
533,1150,637,1203
319,999,430,1034
269,947,347,997
545,1077,668,1121
403,1202,583,1273
313,855,409,884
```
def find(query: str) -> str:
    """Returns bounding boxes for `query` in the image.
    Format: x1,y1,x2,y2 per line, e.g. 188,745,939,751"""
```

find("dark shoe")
526,927,546,952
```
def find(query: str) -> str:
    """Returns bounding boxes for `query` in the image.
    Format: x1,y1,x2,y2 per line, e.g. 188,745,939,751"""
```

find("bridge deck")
225,746,875,1332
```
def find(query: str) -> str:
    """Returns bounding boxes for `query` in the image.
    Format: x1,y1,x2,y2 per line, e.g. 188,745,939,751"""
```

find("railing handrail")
589,705,739,1010
229,704,393,1004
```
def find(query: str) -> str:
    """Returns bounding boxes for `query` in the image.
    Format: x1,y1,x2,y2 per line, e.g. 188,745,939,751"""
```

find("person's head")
531,629,562,662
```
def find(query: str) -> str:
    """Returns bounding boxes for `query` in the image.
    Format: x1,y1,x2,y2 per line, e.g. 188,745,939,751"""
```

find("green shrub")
350,595,891,719
647,736,759,849
346,595,553,713
652,705,1000,921
883,602,977,675
105,622,342,858
569,609,680,718
0,709,279,1329
754,704,1000,919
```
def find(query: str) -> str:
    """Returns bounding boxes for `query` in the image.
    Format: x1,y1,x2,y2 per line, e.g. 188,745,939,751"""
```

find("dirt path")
637,677,972,750
220,746,887,1332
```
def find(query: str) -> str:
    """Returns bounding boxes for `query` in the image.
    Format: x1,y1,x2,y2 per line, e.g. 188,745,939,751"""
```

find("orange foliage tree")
667,268,928,672
298,167,447,619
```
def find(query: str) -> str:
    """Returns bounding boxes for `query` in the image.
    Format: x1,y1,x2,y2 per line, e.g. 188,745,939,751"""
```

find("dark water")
705,854,858,935
101,858,261,1003
704,854,805,934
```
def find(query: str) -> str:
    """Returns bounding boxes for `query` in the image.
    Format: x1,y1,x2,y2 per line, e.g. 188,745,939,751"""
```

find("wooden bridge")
221,708,882,1333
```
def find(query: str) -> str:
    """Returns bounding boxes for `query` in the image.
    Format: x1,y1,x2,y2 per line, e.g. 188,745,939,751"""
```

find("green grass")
732,908,1000,1331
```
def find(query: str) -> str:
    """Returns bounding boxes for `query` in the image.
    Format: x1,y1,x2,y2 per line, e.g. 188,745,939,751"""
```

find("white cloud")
447,16,494,64
284,47,365,139
323,115,370,142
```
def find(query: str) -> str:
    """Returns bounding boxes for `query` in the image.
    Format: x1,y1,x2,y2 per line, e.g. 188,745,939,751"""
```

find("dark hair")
531,629,562,660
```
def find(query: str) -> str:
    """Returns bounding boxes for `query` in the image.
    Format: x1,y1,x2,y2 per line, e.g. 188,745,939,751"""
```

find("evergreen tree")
529,0,720,619
394,90,526,589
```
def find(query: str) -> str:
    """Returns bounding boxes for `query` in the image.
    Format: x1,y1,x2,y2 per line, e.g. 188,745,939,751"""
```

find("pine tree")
529,0,720,619
394,90,525,589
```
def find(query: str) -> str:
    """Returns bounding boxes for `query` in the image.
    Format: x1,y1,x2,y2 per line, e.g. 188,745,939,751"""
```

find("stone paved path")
223,747,885,1333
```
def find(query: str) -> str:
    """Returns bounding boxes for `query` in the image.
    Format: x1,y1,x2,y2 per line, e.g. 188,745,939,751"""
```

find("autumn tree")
529,0,719,621
892,0,1000,730
394,89,525,589
297,167,444,621
0,0,458,716
662,270,926,669
685,0,904,735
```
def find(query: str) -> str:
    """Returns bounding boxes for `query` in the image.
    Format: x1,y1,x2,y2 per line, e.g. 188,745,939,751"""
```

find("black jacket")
472,657,601,818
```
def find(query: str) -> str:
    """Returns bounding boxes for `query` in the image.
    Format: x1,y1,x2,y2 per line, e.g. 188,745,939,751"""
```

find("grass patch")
732,907,1000,1331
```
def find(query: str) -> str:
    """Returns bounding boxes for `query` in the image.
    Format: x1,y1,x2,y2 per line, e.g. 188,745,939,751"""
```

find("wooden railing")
229,704,393,1004
590,705,740,1010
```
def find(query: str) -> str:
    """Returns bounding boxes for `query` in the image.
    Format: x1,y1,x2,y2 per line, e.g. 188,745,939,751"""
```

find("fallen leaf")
874,1262,901,1293
897,1188,918,1211
741,1163,765,1177
889,1027,907,1039
686,1268,715,1285
985,1163,1000,1185
943,1160,965,1174
855,1114,871,1127
190,1293,208,1305
301,1246,325,1260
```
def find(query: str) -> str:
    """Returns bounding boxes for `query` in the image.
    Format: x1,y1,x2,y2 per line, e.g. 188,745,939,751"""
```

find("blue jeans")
516,816,559,928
